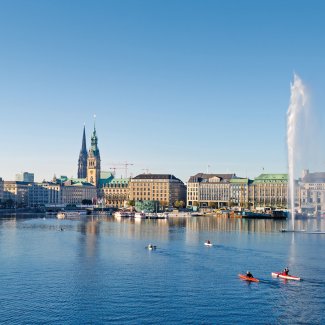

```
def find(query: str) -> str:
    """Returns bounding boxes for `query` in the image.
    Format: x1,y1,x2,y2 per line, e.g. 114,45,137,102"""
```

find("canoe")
204,242,213,247
271,272,301,281
238,274,259,282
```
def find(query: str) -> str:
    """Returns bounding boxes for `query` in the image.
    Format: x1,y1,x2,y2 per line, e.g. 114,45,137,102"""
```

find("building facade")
101,177,130,208
129,174,186,208
299,170,325,215
61,179,97,205
187,173,236,208
250,174,288,209
15,172,34,182
4,181,30,206
28,182,62,207
229,178,251,208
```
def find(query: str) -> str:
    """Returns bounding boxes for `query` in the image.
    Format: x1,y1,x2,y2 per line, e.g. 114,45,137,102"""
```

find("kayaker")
207,240,211,244
283,267,289,275
246,271,253,278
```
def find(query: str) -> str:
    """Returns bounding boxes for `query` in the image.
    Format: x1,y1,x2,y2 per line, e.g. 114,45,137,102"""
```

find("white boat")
134,212,146,219
56,211,87,219
114,211,129,218
146,244,156,250
57,212,66,219
204,242,213,247
271,272,301,281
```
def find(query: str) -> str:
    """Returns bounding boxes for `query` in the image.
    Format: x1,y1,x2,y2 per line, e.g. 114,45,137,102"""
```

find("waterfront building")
87,124,101,188
78,125,88,179
0,177,4,203
15,172,34,182
187,173,236,208
4,181,30,207
129,174,186,208
229,178,251,208
250,174,288,209
100,173,130,208
28,182,62,207
299,169,325,215
61,179,97,205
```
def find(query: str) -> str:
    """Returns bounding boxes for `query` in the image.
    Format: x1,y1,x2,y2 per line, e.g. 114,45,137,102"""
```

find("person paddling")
283,267,289,275
246,271,253,278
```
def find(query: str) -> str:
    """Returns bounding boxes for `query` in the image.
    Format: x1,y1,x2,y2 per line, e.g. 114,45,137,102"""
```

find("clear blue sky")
1,0,325,182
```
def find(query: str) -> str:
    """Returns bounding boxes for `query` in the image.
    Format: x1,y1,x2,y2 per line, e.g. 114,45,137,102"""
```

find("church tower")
87,120,101,187
78,125,88,179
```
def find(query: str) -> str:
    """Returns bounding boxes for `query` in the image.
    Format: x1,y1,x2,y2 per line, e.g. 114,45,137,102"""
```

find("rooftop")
188,173,236,183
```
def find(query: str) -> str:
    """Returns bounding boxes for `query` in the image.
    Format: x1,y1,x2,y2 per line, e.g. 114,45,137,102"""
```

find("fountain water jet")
287,74,307,230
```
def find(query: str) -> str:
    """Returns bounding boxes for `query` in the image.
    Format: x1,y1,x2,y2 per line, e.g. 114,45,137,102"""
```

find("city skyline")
1,1,325,182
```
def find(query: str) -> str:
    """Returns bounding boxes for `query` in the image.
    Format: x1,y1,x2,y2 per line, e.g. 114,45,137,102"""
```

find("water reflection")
0,214,324,237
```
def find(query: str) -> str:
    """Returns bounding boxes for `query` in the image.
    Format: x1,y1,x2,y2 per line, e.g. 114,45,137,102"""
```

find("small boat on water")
146,244,156,250
280,229,306,233
271,272,301,281
238,274,259,282
57,211,87,219
114,211,130,218
204,241,213,247
134,212,147,219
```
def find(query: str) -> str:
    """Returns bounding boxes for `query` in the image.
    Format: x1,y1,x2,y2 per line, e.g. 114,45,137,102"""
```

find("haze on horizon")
1,0,325,183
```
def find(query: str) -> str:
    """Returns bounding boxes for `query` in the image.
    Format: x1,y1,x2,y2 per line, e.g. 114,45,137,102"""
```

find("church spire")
78,125,88,179
81,124,87,154
87,115,101,187
90,115,99,155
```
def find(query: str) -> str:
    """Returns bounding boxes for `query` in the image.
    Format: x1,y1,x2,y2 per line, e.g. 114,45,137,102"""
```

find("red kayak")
271,272,301,281
238,274,259,282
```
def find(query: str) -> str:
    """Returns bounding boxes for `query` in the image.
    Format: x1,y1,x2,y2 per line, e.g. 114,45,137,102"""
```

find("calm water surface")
0,215,324,324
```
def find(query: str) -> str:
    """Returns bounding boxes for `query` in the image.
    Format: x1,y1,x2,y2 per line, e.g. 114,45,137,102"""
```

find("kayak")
204,242,213,247
271,272,301,281
238,274,259,282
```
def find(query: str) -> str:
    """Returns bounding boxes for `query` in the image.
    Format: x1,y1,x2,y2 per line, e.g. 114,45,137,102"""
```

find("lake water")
0,215,324,324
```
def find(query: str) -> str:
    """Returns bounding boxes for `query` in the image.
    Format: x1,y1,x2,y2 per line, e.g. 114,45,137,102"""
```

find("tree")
160,200,168,209
127,200,135,207
192,201,199,207
208,202,217,209
174,200,185,209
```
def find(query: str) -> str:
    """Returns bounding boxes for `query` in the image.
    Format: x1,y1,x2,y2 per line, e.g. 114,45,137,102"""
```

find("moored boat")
57,212,66,219
271,272,301,281
134,212,146,219
56,211,86,219
238,274,259,282
114,211,129,218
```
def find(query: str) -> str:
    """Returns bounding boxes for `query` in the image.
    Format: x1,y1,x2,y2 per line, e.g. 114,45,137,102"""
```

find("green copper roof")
100,171,114,179
230,178,249,184
63,178,94,187
110,178,129,185
99,175,129,187
253,173,288,183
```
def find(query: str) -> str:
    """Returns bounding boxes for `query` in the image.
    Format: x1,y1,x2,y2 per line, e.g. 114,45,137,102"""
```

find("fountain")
287,73,307,230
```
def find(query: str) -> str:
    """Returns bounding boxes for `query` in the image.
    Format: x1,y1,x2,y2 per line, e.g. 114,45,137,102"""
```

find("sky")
1,0,325,183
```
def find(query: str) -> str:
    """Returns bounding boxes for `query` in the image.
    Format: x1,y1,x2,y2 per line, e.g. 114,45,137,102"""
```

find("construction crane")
108,167,124,177
109,162,134,178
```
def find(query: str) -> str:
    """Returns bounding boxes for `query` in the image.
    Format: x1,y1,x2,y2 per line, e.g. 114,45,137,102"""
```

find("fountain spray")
287,74,307,230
